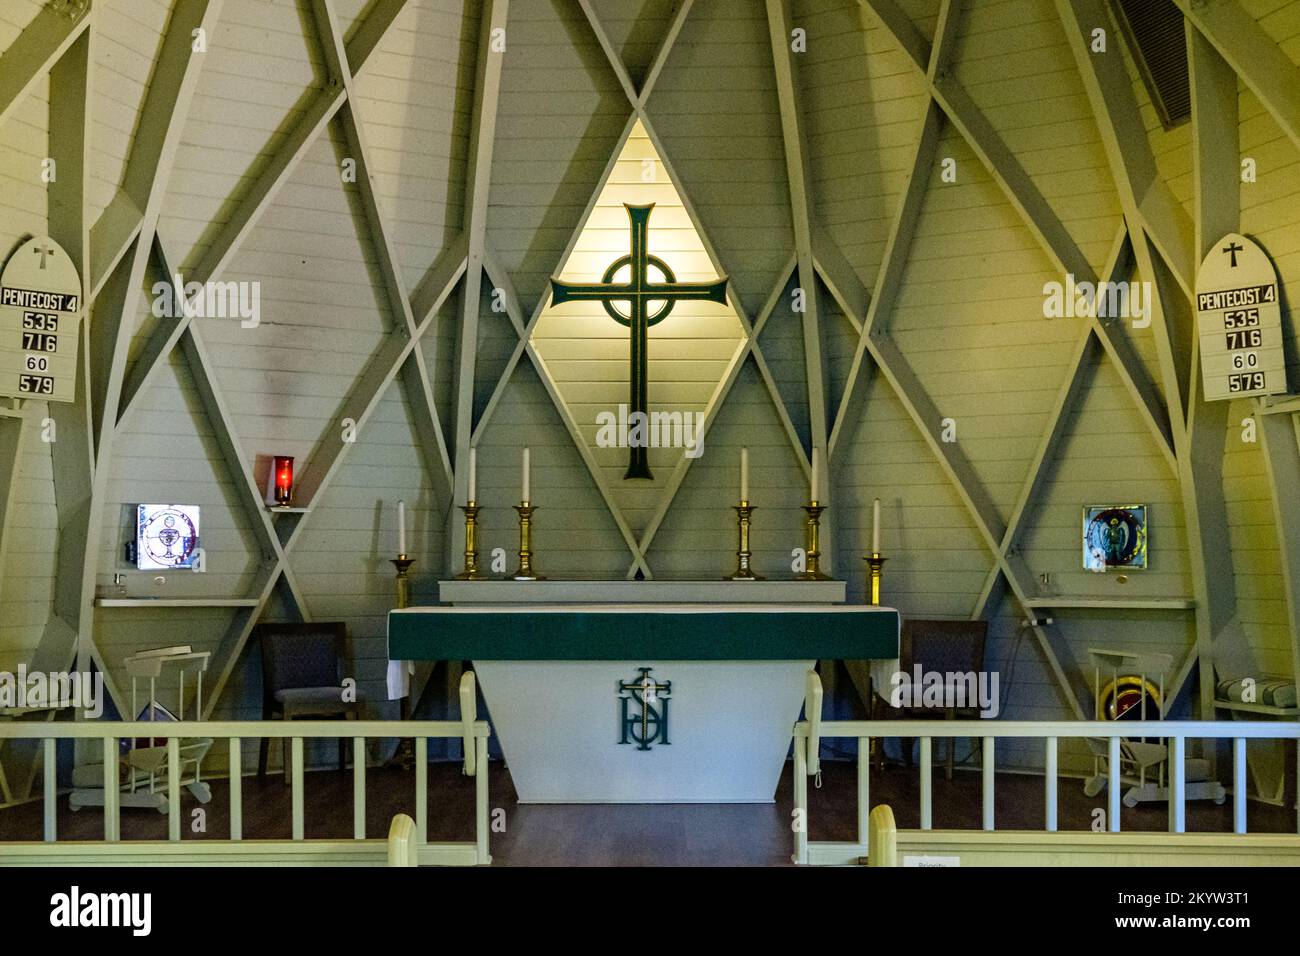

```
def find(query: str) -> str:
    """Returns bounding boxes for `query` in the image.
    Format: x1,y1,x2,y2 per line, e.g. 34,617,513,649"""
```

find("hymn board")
0,236,83,403
1196,233,1286,402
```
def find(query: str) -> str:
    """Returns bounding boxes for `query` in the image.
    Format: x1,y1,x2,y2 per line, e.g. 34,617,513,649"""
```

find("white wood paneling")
159,0,322,272
351,0,478,294
887,124,1080,522
645,0,793,315
485,0,628,308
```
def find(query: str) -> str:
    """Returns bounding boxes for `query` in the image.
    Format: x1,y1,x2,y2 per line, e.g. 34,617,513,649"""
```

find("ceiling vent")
1111,0,1191,129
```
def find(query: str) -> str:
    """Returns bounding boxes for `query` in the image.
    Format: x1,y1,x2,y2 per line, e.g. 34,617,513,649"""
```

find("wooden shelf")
93,598,260,608
1214,699,1299,717
266,506,309,514
1023,596,1195,611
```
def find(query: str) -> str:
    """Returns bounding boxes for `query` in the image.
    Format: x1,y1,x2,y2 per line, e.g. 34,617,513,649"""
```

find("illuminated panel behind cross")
549,203,729,480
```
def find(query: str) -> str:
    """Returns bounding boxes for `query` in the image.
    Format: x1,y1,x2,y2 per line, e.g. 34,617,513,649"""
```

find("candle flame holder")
389,553,416,770
727,502,764,580
456,503,483,579
864,552,887,606
513,502,544,581
796,501,833,581
391,554,415,609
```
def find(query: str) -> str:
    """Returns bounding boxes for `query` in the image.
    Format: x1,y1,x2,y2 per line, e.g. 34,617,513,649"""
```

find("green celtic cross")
550,203,729,480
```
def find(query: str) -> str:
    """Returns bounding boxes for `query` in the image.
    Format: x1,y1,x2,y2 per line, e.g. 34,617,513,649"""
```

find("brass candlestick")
797,501,833,580
456,503,483,579
513,502,544,580
390,553,416,771
864,552,887,605
391,554,415,607
727,502,764,580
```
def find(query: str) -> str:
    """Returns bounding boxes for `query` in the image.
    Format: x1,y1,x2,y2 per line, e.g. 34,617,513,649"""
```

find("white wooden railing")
793,673,1300,866
0,676,492,866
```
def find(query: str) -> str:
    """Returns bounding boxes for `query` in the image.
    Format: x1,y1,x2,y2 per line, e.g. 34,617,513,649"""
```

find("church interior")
2,0,1300,875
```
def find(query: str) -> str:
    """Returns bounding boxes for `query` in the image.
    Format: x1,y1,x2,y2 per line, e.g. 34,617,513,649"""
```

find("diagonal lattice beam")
766,0,830,501
0,0,90,128
800,23,1093,717
1175,0,1300,154
111,1,412,427
1055,0,1195,298
446,0,508,571
471,5,810,578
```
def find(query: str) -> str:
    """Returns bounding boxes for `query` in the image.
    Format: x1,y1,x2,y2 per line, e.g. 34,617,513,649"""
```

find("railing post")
476,734,490,864
167,736,181,841
1044,736,1057,832
291,736,304,840
857,737,870,850
353,736,366,840
43,738,56,842
1169,733,1186,834
229,737,242,841
1233,737,1247,835
415,737,428,844
103,736,119,842
792,729,808,864
867,805,897,867
919,736,932,830
1108,736,1121,832
981,736,994,831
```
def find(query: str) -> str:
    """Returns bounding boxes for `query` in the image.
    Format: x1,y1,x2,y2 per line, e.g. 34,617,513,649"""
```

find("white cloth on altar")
870,658,900,702
386,659,413,700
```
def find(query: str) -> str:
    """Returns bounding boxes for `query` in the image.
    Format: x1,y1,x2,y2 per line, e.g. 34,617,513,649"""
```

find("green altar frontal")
387,604,901,661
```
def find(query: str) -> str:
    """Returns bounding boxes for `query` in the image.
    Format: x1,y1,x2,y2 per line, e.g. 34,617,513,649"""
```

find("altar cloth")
387,603,900,661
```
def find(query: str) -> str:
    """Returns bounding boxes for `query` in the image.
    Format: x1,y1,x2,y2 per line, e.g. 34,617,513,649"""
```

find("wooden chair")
875,618,989,779
256,622,361,778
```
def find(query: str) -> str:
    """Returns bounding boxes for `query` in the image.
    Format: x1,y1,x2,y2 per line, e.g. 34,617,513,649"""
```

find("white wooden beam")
45,23,95,643
447,0,508,568
829,101,941,460
310,0,454,506
1054,0,1195,298
0,1,90,128
638,0,695,104
766,0,830,508
1175,0,1300,154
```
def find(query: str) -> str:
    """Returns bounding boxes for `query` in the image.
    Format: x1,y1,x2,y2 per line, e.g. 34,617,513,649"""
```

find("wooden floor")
1,760,1295,865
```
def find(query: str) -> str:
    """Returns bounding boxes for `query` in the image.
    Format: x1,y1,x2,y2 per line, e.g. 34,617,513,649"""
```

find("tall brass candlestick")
864,553,887,606
728,502,764,580
390,554,416,770
457,503,482,579
513,502,543,581
391,554,415,608
797,502,832,581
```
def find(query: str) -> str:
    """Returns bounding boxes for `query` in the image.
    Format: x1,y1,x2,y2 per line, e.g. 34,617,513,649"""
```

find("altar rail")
0,718,492,867
793,675,1300,866
864,804,1300,867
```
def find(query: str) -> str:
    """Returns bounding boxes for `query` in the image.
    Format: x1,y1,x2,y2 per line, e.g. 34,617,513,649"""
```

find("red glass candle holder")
272,455,294,506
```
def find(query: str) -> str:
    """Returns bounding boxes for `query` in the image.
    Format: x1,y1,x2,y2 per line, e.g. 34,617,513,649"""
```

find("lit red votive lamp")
273,455,294,506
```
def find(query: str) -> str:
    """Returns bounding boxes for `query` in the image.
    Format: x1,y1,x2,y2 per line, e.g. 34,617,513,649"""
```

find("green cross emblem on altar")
549,203,729,480
618,667,671,750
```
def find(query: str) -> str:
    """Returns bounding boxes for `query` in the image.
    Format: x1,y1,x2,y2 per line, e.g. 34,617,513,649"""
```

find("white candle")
522,447,531,503
468,448,477,503
740,447,749,502
872,497,881,554
810,448,819,503
398,499,407,555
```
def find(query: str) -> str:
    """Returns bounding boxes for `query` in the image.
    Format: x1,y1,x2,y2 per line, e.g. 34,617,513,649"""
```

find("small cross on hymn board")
1223,241,1243,267
33,242,55,269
